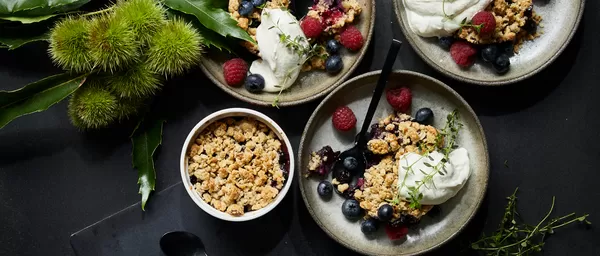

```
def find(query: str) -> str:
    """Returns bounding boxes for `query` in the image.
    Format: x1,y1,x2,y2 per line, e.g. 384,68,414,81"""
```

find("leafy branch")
470,188,591,255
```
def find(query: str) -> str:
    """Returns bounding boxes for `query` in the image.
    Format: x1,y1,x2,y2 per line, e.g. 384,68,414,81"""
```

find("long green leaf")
0,73,86,129
0,0,89,16
162,0,255,44
0,32,49,50
0,13,55,23
131,118,165,211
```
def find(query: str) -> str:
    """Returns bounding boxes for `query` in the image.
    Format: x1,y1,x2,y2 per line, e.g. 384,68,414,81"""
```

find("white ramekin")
180,108,295,222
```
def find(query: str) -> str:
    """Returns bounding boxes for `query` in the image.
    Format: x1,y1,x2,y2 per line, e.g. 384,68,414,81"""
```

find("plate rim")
199,0,377,107
297,70,490,255
392,0,586,86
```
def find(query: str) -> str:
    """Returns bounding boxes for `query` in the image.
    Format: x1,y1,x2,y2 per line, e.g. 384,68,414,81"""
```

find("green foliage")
0,73,86,129
470,188,591,255
114,0,166,44
145,17,203,76
0,0,89,17
131,117,165,210
68,79,120,129
162,0,255,44
88,13,140,73
48,16,94,72
106,63,161,98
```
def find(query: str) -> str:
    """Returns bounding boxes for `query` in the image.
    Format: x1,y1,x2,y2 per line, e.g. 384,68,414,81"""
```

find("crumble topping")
187,117,286,216
458,0,542,52
354,156,433,220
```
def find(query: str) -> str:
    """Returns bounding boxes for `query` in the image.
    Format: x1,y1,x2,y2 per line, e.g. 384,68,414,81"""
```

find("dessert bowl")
298,70,489,255
180,108,294,222
200,0,376,106
393,0,585,85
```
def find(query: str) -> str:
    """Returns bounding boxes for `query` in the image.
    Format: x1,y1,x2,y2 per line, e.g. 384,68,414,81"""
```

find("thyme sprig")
470,188,591,255
268,15,326,107
441,0,484,34
391,110,463,209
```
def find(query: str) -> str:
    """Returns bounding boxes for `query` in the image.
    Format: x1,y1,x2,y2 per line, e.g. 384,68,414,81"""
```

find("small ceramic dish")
393,0,585,85
180,108,294,222
199,0,376,106
298,70,489,255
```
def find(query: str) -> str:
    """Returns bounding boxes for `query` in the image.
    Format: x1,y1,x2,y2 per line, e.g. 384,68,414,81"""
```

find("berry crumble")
187,117,288,216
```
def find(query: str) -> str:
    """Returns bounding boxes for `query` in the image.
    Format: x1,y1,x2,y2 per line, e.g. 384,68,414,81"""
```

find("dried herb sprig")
470,188,591,255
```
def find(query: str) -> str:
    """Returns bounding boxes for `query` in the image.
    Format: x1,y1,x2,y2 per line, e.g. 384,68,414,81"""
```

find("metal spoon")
160,231,207,256
332,39,402,182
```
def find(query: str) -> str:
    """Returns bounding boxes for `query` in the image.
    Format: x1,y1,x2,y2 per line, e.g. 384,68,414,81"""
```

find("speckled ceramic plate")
393,0,585,85
298,70,489,255
199,0,375,107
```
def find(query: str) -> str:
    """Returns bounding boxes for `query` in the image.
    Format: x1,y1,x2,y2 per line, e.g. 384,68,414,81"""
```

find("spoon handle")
357,39,402,146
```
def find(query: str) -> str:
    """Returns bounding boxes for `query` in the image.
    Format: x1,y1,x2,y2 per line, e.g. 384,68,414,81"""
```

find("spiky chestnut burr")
89,13,140,73
68,79,119,129
106,62,161,98
145,18,203,76
48,16,94,73
113,0,167,44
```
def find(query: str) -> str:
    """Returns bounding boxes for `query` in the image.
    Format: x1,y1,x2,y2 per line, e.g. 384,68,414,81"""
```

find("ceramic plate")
199,0,375,107
298,70,489,255
393,0,585,85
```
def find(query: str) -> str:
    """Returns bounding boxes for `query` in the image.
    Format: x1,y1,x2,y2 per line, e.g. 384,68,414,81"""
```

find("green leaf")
0,14,55,23
168,8,233,53
131,117,165,211
0,31,49,50
162,0,256,44
0,73,86,129
0,0,89,16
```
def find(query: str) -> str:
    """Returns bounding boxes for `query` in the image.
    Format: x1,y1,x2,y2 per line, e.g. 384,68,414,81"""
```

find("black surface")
1,0,600,255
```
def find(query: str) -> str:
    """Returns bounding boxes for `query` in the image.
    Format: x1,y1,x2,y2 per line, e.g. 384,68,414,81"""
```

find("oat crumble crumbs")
187,117,287,216
458,0,543,53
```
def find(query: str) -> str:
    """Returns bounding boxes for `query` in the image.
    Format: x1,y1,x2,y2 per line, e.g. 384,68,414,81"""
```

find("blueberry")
361,218,379,234
244,74,265,93
325,39,342,54
499,41,514,55
317,180,333,198
377,204,394,222
325,55,343,74
238,1,254,16
524,5,533,18
523,18,537,34
341,199,363,218
391,213,420,228
343,156,358,172
333,167,352,184
481,44,498,63
438,36,454,50
251,0,266,7
414,108,434,125
493,53,510,74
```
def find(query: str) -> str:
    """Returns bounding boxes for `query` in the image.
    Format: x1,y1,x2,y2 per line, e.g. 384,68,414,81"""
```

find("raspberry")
450,41,478,67
300,17,323,39
222,58,248,86
332,106,356,131
385,224,409,240
339,25,364,51
472,11,496,36
385,87,412,113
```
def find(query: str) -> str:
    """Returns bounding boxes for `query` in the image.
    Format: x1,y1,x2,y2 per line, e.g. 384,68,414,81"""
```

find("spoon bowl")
160,231,207,256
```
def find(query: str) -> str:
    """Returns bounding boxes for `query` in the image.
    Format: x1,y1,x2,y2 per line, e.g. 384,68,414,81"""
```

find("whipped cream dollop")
250,8,308,92
397,148,470,205
403,0,492,37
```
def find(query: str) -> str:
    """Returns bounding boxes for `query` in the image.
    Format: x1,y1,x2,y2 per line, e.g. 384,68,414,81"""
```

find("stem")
80,7,113,17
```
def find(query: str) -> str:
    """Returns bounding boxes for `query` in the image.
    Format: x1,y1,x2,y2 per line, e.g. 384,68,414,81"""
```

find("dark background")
1,0,599,255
